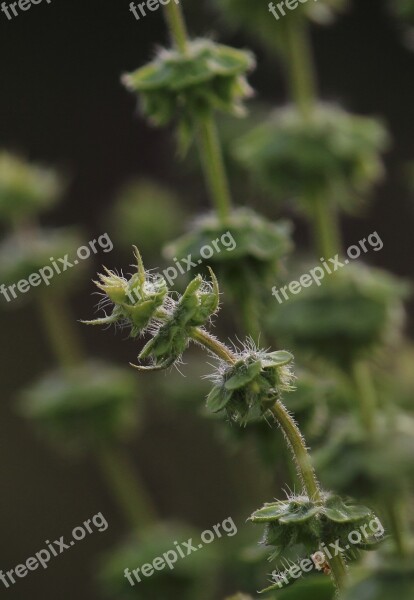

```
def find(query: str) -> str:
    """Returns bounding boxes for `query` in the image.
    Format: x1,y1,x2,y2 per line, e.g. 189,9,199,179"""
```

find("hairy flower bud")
206,345,294,425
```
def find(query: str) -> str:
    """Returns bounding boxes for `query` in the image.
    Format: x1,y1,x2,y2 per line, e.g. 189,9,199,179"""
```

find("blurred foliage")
20,361,139,452
110,179,186,257
268,264,409,369
0,152,62,224
233,105,388,213
0,227,84,301
211,0,347,50
315,413,414,500
99,522,218,600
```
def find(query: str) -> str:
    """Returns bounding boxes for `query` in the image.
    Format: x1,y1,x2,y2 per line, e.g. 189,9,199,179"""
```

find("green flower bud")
268,264,410,369
233,104,388,212
206,345,294,425
85,247,168,337
250,492,378,567
0,152,61,223
137,270,219,369
99,522,218,600
122,39,255,152
20,361,139,452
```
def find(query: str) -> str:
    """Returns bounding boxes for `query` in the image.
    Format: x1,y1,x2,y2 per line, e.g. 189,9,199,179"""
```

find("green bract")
122,39,254,149
268,265,409,368
20,361,139,451
250,493,377,566
99,522,218,600
137,270,219,369
213,0,346,49
207,347,294,425
85,247,168,337
233,105,388,212
0,228,84,301
165,208,293,312
0,152,61,223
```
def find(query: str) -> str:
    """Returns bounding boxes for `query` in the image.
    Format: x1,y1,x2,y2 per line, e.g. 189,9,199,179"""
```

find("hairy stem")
97,444,157,532
310,190,343,259
163,0,188,53
190,327,237,364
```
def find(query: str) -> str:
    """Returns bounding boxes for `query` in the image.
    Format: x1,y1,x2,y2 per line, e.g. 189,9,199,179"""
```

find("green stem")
37,292,84,370
310,191,343,259
351,360,377,437
283,16,317,120
163,0,188,53
190,327,237,364
97,444,157,532
196,112,233,222
271,400,321,502
385,498,410,558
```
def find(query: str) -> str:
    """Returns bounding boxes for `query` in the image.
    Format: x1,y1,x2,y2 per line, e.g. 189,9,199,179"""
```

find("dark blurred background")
0,0,413,597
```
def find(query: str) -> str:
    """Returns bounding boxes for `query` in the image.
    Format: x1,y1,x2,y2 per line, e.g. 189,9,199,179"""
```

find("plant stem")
163,0,188,53
271,400,321,501
310,190,342,259
196,112,233,222
162,2,233,222
283,16,317,121
97,443,157,532
351,360,377,437
191,327,347,588
385,498,410,558
37,291,84,370
190,327,237,364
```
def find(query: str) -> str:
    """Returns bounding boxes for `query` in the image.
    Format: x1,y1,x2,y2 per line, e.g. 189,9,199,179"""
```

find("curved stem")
190,327,237,364
271,400,321,501
97,443,157,532
196,111,233,222
163,0,188,53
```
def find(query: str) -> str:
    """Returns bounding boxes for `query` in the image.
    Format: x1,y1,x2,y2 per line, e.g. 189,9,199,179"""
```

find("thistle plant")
85,248,385,593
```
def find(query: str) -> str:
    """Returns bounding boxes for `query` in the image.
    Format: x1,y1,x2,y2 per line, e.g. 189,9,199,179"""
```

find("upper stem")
163,0,188,53
282,16,317,121
310,190,343,259
196,112,233,222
